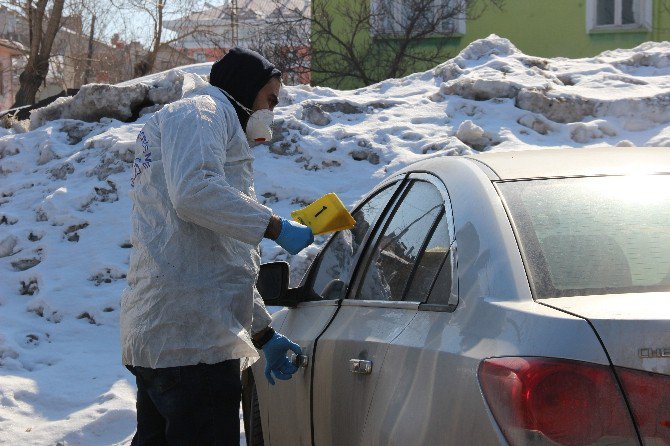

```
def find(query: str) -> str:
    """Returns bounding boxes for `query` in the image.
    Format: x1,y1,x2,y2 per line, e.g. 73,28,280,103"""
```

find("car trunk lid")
540,292,670,374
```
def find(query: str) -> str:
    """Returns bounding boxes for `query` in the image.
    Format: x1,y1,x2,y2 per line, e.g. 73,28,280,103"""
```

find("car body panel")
312,301,419,446
359,298,608,445
542,293,670,374
260,301,339,446
255,307,289,443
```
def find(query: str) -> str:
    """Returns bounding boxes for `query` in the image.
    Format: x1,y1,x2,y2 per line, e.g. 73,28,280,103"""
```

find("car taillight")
478,357,639,446
616,367,670,446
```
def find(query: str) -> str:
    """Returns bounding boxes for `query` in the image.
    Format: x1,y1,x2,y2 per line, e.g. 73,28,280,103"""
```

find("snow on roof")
163,0,309,29
0,38,25,54
1,34,670,445
236,0,309,15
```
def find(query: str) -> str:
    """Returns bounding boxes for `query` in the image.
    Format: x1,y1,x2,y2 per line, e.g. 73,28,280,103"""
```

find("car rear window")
497,175,670,299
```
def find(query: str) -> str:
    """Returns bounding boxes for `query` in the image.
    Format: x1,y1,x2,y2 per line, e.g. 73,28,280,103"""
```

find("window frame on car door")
300,174,409,302
345,172,459,311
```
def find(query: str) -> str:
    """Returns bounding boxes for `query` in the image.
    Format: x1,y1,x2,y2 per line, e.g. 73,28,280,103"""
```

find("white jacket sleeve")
160,98,273,246
252,287,273,334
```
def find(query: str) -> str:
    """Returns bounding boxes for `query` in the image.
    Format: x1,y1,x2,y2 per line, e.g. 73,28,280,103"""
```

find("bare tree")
111,0,202,76
163,4,233,66
0,0,120,104
307,0,504,88
248,1,311,85
56,0,118,86
0,0,200,107
70,0,113,85
110,0,166,76
13,0,65,107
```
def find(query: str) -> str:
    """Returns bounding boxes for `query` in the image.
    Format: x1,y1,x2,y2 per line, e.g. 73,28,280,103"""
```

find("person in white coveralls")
120,47,313,445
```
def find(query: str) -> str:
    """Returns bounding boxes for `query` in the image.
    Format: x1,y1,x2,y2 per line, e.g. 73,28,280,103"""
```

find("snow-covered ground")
1,35,669,445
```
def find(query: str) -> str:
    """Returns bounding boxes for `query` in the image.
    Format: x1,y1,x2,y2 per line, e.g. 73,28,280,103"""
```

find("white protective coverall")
120,72,273,369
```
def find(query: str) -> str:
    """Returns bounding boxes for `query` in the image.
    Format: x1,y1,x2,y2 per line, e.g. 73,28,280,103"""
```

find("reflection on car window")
310,184,398,300
499,175,670,298
426,249,454,305
405,217,451,303
357,181,443,301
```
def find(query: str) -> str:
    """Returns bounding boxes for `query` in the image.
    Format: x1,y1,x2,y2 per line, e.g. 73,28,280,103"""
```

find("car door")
260,179,404,446
311,178,449,446
357,173,465,445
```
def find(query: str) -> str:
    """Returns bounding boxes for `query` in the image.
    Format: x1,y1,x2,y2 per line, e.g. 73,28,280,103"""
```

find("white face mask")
219,88,274,143
245,109,274,142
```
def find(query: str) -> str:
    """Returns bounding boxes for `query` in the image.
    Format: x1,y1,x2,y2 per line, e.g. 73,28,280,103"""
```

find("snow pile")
28,65,212,131
436,35,670,129
29,70,187,130
1,35,670,444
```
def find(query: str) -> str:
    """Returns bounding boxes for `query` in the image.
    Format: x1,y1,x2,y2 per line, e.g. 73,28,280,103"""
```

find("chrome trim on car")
639,348,670,358
297,300,341,307
349,359,373,375
340,300,419,310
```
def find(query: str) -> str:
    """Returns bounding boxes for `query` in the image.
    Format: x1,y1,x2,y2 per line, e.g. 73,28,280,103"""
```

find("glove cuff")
252,327,276,349
274,218,290,245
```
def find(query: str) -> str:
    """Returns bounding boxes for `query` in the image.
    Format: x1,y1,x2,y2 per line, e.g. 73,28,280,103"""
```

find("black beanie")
209,47,281,129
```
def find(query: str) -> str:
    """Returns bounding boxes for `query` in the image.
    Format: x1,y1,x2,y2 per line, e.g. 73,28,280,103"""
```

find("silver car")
244,147,670,446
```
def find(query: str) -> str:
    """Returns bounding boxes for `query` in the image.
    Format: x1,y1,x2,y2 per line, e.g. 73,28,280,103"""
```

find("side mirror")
256,262,303,307
257,261,289,304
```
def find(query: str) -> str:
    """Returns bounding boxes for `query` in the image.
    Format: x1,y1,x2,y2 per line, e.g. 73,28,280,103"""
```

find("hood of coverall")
209,47,282,130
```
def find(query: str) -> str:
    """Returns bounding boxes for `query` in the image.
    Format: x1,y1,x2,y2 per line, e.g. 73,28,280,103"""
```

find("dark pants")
127,360,242,446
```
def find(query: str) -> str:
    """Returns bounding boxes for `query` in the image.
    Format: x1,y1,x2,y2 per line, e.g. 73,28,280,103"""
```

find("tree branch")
309,0,505,87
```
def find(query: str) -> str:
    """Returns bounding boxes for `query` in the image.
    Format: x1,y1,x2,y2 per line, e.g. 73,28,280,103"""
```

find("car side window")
424,246,454,305
309,184,399,300
355,181,444,301
404,216,451,303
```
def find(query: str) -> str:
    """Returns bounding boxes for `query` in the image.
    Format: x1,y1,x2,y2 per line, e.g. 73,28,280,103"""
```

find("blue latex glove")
275,218,314,255
262,332,302,385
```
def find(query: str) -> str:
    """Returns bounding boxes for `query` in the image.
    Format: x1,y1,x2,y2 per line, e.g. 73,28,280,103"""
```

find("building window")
586,0,651,32
371,0,466,37
193,52,206,63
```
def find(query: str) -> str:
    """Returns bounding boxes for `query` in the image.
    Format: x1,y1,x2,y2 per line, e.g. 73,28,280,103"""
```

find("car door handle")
289,353,309,368
349,359,373,375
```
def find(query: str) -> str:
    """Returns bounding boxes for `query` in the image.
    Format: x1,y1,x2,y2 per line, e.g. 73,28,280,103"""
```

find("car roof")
460,146,670,181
